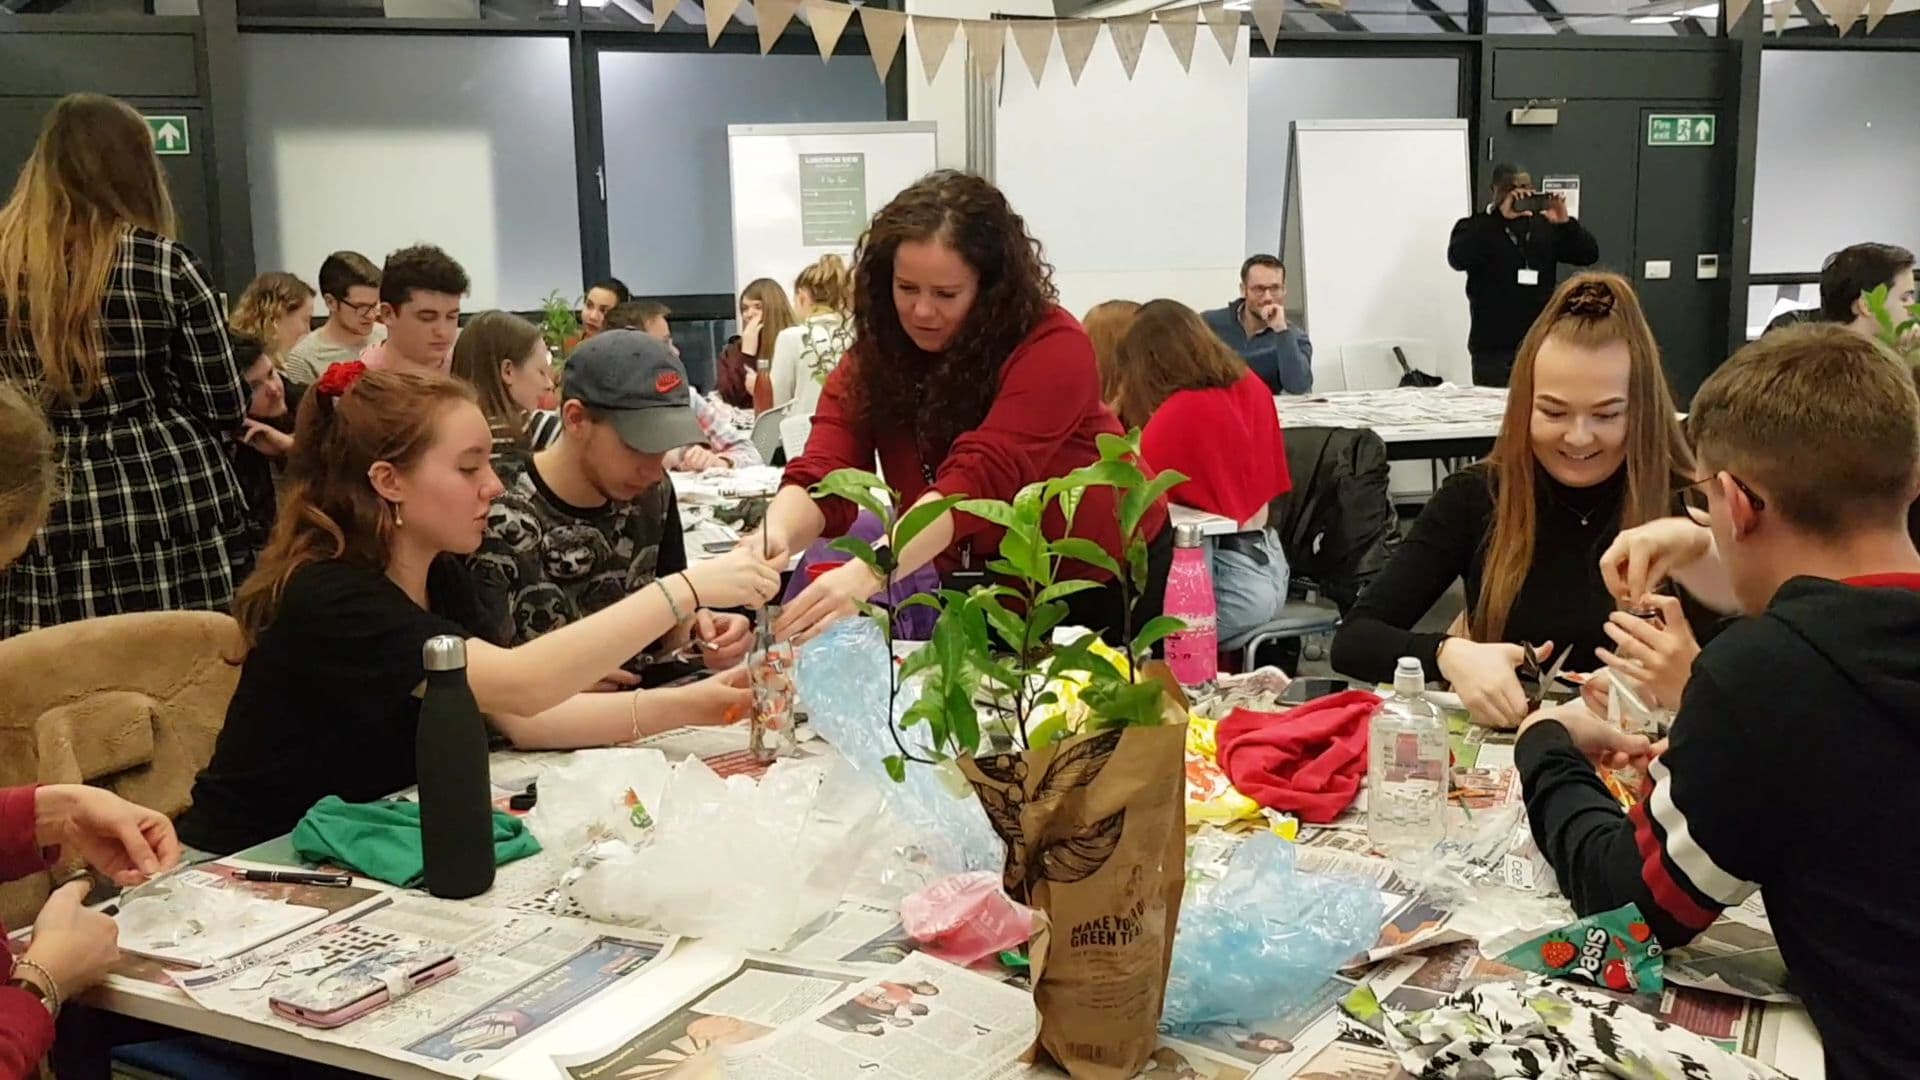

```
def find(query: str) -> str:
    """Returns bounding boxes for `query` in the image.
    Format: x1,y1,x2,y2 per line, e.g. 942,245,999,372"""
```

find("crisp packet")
1496,902,1664,993
1184,715,1263,827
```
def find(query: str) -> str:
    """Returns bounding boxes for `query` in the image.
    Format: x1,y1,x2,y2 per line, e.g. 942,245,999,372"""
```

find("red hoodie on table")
783,307,1167,578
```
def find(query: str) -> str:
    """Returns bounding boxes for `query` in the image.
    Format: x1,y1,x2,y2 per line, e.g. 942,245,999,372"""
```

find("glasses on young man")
331,297,378,317
1674,472,1767,515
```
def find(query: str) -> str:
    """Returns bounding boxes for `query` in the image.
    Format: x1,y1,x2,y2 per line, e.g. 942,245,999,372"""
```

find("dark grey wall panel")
1492,47,1731,102
0,32,202,99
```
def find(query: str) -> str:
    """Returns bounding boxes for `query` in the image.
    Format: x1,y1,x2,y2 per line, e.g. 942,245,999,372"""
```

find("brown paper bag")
959,690,1189,1080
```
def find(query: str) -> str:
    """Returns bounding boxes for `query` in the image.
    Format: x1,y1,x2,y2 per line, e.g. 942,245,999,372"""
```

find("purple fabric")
785,511,942,640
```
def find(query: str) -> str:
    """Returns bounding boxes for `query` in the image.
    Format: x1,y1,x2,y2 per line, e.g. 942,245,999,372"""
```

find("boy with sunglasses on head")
1520,323,1920,1077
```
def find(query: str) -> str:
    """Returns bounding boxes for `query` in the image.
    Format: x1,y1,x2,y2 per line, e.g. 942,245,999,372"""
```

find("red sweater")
783,307,1168,578
0,787,54,1080
1141,370,1292,523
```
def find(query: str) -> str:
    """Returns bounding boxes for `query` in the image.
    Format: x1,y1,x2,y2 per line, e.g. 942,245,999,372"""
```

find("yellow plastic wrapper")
1184,715,1266,827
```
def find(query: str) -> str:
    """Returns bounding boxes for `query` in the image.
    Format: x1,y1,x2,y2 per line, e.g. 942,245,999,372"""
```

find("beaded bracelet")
654,576,686,625
12,958,60,1019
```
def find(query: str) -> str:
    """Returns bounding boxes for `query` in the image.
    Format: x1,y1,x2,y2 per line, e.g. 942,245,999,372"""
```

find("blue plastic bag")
1161,832,1384,1031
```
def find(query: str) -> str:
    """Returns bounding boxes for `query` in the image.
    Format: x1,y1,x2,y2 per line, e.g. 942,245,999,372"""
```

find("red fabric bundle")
1215,690,1380,823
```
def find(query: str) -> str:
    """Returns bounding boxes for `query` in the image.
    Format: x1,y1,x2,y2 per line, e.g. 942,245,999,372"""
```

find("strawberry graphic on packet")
1498,903,1665,994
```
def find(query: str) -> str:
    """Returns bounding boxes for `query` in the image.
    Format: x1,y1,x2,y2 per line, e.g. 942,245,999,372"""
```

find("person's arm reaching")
688,390,762,468
774,488,957,641
1554,217,1601,268
1329,469,1484,682
491,667,751,749
1517,667,1766,948
1447,214,1503,273
1601,514,1740,615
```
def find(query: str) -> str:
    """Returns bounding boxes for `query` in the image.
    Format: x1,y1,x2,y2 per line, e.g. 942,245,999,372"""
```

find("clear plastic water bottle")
1162,523,1218,687
1368,657,1447,860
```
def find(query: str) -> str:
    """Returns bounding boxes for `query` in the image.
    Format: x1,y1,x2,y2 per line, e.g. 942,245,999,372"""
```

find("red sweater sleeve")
1141,374,1290,524
779,350,874,539
932,318,1102,544
0,786,54,1080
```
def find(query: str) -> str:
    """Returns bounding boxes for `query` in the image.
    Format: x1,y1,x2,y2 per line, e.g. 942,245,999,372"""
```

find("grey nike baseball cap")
560,330,706,454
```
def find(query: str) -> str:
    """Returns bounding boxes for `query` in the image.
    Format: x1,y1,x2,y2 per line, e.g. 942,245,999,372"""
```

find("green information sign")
1647,114,1715,147
798,152,866,246
144,114,191,156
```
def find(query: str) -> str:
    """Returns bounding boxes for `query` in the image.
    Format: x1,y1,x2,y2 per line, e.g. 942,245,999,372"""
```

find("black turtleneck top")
1332,461,1680,684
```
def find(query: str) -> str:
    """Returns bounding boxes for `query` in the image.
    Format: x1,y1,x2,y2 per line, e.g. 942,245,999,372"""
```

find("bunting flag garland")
653,0,678,29
1819,0,1866,33
1201,1,1241,62
1723,0,1753,27
1108,12,1152,79
913,14,960,82
1867,0,1894,31
1057,18,1101,85
1769,0,1791,31
804,0,854,59
1010,20,1057,88
1157,4,1200,71
1252,0,1287,51
705,0,743,46
859,5,908,80
757,0,799,53
964,17,1007,81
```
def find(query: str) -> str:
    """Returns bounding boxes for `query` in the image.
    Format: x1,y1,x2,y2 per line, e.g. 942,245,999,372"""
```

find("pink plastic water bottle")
1162,523,1218,687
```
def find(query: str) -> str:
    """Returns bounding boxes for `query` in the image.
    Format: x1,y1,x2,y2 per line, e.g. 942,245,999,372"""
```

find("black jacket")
1447,211,1601,353
1518,574,1920,1079
1267,425,1396,613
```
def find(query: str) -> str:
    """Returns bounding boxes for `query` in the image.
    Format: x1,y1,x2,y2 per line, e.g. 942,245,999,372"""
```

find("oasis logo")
1069,897,1146,949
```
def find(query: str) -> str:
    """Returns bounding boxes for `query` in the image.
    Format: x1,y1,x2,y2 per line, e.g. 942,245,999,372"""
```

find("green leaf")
1130,614,1187,659
1121,469,1188,538
974,591,1029,654
954,498,1018,531
1000,528,1048,586
1013,481,1048,533
986,558,1022,578
1053,460,1138,494
1047,538,1121,577
1037,579,1102,607
883,754,906,783
1095,431,1136,463
896,494,968,555
898,644,941,683
1028,715,1069,749
1128,539,1150,596
1029,600,1071,644
1050,632,1124,683
1081,679,1169,729
896,593,945,614
828,536,881,573
945,677,979,756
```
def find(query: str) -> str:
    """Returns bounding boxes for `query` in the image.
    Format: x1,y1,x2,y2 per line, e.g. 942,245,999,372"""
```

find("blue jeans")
1209,529,1292,651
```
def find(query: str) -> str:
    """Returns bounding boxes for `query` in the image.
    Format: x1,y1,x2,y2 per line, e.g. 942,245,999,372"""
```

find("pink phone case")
269,955,460,1029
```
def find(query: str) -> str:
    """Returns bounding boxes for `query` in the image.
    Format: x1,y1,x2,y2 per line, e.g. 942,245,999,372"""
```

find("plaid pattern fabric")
0,228,249,634
688,388,762,467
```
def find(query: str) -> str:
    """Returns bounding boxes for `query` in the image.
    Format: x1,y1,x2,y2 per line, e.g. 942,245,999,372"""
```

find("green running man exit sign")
1647,114,1715,147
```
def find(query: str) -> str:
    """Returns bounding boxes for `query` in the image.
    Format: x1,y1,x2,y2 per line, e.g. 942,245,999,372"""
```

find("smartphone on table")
269,948,460,1029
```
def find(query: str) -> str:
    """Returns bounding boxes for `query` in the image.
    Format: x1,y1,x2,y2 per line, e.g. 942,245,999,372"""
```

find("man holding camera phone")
1448,163,1601,388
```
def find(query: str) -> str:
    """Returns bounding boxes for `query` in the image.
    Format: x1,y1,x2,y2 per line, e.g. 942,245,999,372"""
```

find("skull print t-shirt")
468,450,687,654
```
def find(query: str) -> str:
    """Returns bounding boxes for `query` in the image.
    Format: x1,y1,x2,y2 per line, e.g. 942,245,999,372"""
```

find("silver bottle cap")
1173,522,1206,549
423,635,468,672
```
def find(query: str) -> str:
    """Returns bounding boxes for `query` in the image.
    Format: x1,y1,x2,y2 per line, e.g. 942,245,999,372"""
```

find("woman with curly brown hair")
229,271,315,369
765,171,1171,645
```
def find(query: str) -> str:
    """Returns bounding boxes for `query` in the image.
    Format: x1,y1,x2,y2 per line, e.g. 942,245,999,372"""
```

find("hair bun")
1563,281,1616,318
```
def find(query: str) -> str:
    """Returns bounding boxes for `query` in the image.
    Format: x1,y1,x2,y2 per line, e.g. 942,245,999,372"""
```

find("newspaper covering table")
1277,386,1507,442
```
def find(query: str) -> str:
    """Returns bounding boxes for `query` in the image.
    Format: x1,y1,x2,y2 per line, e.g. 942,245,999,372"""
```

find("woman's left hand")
775,560,883,643
240,420,294,458
1595,594,1698,710
36,785,182,886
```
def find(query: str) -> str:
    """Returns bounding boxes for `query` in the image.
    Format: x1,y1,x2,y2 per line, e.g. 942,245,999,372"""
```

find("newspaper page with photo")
771,896,918,968
721,954,1039,1080
1666,893,1796,1003
173,893,674,1078
553,956,867,1078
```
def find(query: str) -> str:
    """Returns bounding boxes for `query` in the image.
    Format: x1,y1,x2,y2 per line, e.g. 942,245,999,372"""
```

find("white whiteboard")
1287,120,1474,387
726,122,938,299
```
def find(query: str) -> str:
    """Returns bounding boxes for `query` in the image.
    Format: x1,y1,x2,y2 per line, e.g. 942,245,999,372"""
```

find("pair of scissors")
1521,642,1570,711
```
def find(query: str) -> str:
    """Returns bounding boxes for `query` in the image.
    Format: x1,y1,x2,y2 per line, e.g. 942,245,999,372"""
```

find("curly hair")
848,170,1057,458
230,271,315,361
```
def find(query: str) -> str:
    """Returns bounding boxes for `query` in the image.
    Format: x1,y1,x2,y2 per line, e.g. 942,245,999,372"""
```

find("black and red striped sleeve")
1516,667,1763,948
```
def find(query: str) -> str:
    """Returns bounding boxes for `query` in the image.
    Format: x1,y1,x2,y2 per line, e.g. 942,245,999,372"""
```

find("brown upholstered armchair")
0,611,239,928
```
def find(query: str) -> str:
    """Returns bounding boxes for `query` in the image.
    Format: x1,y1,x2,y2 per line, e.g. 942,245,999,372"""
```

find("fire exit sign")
144,114,190,156
1647,114,1715,147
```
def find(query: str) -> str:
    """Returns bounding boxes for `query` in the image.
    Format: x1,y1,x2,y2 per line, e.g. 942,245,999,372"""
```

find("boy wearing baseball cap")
468,330,754,686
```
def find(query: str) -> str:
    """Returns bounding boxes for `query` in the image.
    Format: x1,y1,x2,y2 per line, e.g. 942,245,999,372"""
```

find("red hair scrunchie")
314,360,369,400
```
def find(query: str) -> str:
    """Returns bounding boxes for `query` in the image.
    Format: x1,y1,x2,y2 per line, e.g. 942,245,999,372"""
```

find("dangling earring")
392,501,405,529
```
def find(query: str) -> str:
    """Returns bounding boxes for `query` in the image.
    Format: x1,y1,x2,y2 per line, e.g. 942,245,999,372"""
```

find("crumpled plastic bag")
796,618,1003,876
1161,832,1384,1031
523,747,672,853
900,871,1036,968
567,755,881,949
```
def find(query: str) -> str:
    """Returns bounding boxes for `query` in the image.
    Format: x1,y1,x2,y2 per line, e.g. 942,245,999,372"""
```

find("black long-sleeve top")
1447,211,1601,353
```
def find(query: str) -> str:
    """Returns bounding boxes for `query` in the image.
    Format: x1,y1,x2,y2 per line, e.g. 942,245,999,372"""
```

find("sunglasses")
1673,471,1766,514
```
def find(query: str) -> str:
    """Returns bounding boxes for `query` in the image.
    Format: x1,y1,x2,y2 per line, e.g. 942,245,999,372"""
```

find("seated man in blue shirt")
1202,254,1313,395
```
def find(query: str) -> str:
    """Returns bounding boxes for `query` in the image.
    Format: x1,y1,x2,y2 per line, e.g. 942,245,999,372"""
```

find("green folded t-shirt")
291,796,541,889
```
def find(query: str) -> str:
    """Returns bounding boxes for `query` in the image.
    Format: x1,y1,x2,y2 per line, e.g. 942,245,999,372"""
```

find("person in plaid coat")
0,93,249,635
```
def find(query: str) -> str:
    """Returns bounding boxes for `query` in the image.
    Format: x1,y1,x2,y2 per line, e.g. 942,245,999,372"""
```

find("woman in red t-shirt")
766,171,1171,644
1106,300,1293,653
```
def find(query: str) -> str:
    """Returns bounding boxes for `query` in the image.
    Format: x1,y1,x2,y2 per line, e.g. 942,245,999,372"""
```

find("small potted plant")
540,290,582,360
1865,283,1920,366
809,431,1191,1078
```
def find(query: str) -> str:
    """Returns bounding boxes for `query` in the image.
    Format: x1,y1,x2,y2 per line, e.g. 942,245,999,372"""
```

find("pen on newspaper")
235,869,353,887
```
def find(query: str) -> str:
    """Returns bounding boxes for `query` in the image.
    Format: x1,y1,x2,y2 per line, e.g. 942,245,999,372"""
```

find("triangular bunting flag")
757,0,800,53
653,0,678,29
1108,12,1152,79
913,15,960,82
706,0,744,45
1010,20,1055,87
1868,0,1893,30
1201,1,1240,63
1057,19,1100,84
1820,0,1866,33
964,18,1006,82
1723,0,1753,26
1251,0,1286,50
1157,5,1199,71
860,5,907,80
804,0,854,60
1769,0,1790,31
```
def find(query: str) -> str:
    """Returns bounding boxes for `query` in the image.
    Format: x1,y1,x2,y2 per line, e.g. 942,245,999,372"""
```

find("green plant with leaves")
809,430,1186,783
1865,283,1920,365
541,291,582,358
